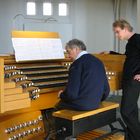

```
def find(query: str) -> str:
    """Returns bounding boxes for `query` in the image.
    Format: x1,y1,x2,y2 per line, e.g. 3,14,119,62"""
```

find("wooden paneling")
5,87,23,95
0,59,4,113
5,93,29,102
12,31,59,38
94,54,125,71
5,99,31,112
4,82,16,89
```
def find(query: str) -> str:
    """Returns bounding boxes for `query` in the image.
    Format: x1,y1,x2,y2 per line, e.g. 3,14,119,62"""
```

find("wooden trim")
4,87,23,95
93,54,125,72
0,92,59,116
0,59,4,113
53,101,119,120
12,31,60,38
93,54,125,62
5,98,31,112
4,82,16,89
4,93,29,102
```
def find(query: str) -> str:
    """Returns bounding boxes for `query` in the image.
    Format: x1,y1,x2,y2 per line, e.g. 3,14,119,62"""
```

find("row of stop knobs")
8,126,43,140
5,116,43,134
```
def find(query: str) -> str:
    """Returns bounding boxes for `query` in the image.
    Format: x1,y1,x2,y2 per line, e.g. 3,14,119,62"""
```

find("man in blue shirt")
56,39,110,111
44,39,110,140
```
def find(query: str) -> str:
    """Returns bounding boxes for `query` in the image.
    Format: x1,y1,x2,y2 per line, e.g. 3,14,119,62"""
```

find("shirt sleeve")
101,75,110,101
60,63,82,101
110,51,123,55
136,37,140,50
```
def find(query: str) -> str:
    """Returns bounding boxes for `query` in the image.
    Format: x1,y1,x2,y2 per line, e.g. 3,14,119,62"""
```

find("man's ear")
75,47,81,52
124,27,127,32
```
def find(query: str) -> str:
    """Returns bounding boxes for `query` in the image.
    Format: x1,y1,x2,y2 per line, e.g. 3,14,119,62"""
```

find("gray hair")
65,39,86,50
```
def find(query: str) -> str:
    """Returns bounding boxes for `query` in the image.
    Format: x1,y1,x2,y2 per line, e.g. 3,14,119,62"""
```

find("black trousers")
43,101,75,139
121,79,140,140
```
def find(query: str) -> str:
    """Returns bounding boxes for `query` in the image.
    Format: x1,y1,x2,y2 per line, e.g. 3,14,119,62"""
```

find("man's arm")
100,51,123,55
60,64,82,101
109,51,122,55
101,76,110,101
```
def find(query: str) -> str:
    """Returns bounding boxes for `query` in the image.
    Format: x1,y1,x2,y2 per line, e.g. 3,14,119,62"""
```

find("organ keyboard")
0,54,125,140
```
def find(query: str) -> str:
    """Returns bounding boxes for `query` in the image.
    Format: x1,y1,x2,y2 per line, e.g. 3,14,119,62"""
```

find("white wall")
0,0,25,53
0,0,137,54
71,0,114,53
0,0,115,54
86,0,114,52
116,0,137,53
137,0,140,33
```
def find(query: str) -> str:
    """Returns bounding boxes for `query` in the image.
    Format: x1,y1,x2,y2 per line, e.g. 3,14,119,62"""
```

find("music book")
11,31,65,62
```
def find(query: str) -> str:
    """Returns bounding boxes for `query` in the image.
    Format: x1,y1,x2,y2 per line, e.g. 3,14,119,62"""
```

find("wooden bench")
53,101,125,140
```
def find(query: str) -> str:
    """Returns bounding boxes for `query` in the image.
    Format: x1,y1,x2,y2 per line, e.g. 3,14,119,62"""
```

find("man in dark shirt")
56,39,110,111
44,39,110,140
113,19,140,140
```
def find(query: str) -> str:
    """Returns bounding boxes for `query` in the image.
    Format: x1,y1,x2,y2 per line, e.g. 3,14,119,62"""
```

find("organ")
0,31,125,140
94,54,125,91
0,53,125,140
0,55,71,140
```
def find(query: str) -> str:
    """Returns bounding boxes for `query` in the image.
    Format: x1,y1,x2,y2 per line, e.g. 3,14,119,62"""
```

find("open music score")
12,31,65,62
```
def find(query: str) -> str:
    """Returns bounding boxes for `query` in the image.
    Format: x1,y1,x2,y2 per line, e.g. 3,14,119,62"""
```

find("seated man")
55,39,110,111
44,39,110,139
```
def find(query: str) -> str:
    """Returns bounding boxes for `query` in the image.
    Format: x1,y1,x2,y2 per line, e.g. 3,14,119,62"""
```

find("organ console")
94,54,125,91
0,53,125,140
0,54,72,140
0,29,125,140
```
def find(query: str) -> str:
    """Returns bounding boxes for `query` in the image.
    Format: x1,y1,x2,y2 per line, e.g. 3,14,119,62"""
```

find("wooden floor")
43,129,124,140
77,129,124,140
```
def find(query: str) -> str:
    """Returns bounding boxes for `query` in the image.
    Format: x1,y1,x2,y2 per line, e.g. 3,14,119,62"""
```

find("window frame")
43,2,53,16
26,1,36,16
58,2,68,16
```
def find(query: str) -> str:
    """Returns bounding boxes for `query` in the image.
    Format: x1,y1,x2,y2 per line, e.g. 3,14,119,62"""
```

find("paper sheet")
12,38,65,61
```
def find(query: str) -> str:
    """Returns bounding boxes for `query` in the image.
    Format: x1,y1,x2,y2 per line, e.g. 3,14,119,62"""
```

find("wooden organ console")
0,54,125,140
94,54,125,91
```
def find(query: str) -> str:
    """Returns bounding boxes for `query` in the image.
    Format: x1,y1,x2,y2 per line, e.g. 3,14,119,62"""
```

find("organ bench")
53,101,125,140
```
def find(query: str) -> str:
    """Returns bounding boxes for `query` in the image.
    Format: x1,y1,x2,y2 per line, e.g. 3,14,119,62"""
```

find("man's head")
113,19,133,40
65,39,86,60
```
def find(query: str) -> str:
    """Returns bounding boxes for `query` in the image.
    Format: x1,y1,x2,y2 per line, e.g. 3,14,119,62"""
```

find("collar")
75,51,88,60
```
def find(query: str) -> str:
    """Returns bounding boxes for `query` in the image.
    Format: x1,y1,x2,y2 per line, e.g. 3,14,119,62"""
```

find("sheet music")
12,38,65,61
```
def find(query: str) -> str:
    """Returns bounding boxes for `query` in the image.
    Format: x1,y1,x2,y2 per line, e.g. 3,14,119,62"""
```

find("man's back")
60,54,110,110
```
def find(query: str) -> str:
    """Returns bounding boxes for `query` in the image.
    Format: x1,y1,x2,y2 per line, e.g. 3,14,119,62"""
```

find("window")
58,3,67,16
27,2,36,15
43,2,52,16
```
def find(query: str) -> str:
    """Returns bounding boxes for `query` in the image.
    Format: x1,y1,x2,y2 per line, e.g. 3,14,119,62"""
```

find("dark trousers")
43,101,74,139
121,79,140,140
43,100,73,133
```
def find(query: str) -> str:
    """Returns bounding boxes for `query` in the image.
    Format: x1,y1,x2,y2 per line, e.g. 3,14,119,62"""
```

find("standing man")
113,19,140,140
56,39,110,111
